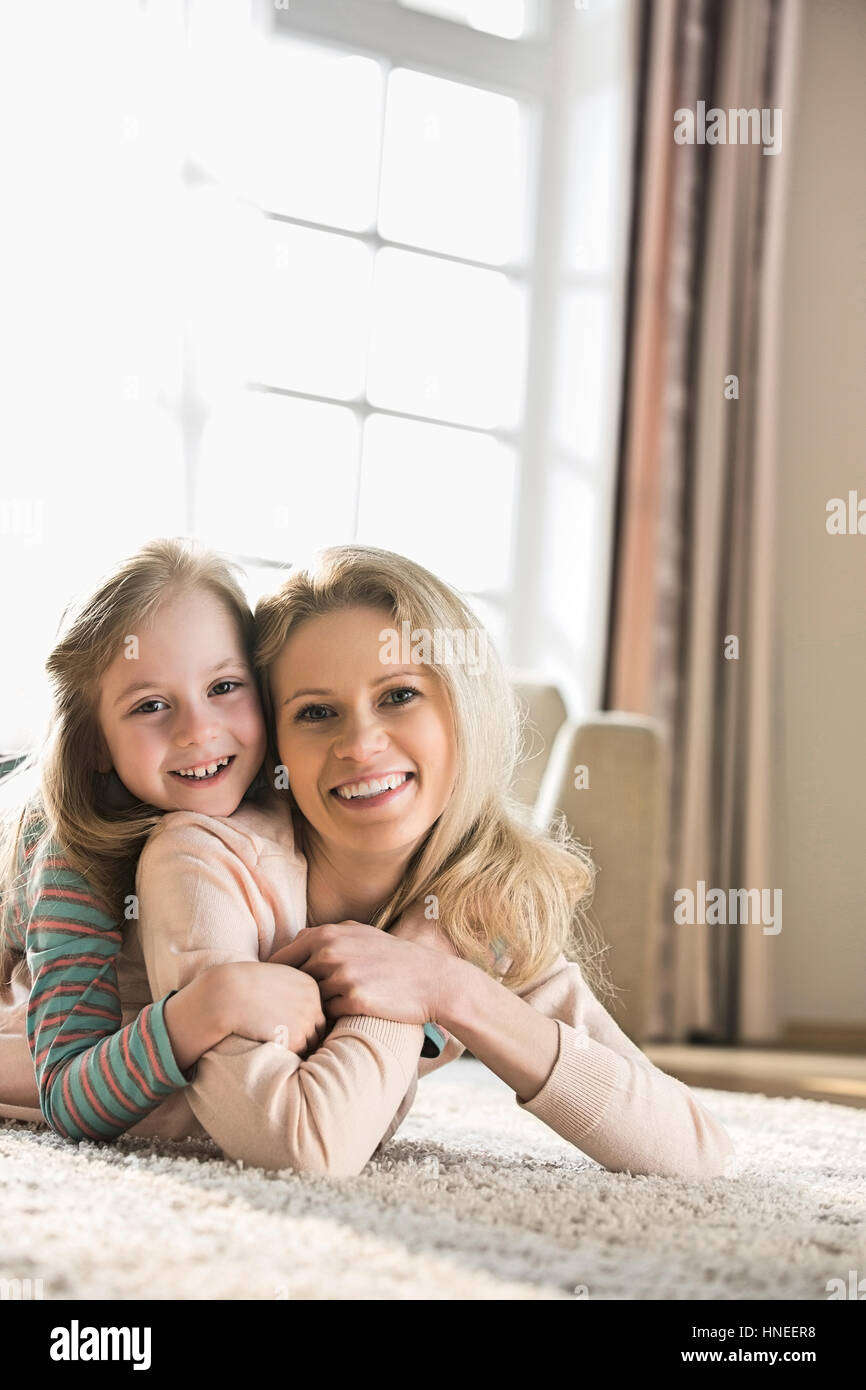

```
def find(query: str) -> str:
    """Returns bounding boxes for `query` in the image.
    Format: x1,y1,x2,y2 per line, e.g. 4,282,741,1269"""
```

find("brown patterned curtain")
605,0,801,1043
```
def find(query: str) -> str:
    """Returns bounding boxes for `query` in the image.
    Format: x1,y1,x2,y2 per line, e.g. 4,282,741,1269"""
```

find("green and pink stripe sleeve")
16,824,189,1140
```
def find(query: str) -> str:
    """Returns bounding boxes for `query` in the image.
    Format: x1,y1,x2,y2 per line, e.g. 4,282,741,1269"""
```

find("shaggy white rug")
1,1059,864,1301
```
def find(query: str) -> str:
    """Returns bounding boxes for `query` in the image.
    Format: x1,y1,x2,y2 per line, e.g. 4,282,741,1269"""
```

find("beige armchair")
510,679,665,1045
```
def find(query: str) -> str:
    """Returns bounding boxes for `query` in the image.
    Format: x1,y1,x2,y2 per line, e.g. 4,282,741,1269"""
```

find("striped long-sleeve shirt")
4,816,189,1139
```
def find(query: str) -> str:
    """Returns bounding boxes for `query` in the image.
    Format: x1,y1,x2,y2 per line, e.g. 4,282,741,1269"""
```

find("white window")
198,0,636,711
0,0,636,750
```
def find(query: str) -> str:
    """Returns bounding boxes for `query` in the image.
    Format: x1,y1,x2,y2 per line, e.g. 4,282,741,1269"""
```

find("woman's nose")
332,711,389,762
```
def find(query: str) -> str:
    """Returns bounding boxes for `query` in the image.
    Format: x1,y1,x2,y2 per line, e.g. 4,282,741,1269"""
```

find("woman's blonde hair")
254,544,613,999
0,537,262,984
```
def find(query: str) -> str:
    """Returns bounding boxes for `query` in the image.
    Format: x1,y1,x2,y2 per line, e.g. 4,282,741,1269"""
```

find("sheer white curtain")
0,0,636,756
0,2,238,749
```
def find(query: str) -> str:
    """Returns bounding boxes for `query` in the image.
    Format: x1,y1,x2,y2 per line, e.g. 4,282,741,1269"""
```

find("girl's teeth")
177,758,229,779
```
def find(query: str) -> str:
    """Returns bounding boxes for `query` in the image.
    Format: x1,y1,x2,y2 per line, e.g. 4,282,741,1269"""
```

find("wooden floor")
643,1043,866,1109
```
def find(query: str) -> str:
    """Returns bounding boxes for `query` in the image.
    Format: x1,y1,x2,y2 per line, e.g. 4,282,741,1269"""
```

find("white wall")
776,0,866,1028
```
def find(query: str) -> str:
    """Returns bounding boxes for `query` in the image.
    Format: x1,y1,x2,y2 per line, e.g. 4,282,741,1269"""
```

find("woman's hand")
218,961,328,1056
269,919,456,1026
387,901,460,957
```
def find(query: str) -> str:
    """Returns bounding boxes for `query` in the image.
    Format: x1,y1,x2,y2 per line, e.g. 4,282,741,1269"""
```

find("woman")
133,544,736,1178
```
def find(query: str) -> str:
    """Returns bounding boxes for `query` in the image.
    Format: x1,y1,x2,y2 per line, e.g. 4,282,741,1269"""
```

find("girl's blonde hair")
254,544,613,999
0,537,262,984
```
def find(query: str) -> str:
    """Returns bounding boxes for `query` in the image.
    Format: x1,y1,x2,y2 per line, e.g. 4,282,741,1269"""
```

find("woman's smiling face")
269,605,458,859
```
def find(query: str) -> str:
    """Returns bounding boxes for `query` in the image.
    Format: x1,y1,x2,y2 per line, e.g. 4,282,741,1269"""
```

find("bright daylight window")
0,0,635,749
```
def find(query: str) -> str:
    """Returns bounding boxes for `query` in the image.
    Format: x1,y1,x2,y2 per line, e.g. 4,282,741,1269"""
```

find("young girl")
133,544,737,1179
0,537,327,1140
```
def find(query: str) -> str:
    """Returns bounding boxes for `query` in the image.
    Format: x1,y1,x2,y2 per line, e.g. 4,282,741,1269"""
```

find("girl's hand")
270,921,454,1026
220,961,328,1056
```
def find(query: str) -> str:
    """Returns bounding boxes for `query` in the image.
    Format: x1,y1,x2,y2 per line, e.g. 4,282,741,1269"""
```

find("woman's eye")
294,686,420,722
211,680,241,696
384,686,420,706
296,704,332,723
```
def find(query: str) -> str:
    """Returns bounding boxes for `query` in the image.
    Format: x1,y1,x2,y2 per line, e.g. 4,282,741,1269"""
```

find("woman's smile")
330,769,415,810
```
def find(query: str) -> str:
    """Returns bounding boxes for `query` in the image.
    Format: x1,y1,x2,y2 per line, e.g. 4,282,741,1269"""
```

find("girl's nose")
173,703,222,747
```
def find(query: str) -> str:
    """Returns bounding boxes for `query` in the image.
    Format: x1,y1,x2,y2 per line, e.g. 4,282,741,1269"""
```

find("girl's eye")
132,680,243,715
133,699,167,715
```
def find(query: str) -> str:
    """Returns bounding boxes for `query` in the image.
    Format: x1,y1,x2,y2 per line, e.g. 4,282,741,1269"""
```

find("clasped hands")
236,908,458,1058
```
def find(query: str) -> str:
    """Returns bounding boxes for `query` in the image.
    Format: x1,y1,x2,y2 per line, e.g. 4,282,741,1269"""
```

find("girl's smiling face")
97,586,267,816
270,605,458,859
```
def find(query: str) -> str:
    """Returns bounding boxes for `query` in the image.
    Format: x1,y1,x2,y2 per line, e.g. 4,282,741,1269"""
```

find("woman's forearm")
437,956,560,1102
161,968,234,1074
439,953,736,1178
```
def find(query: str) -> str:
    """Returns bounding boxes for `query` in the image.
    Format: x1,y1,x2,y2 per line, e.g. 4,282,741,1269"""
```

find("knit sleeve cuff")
515,1017,620,1140
327,1015,425,1070
148,992,196,1089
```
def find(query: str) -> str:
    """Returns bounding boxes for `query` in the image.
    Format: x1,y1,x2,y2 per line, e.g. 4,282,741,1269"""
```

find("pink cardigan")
117,802,735,1179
